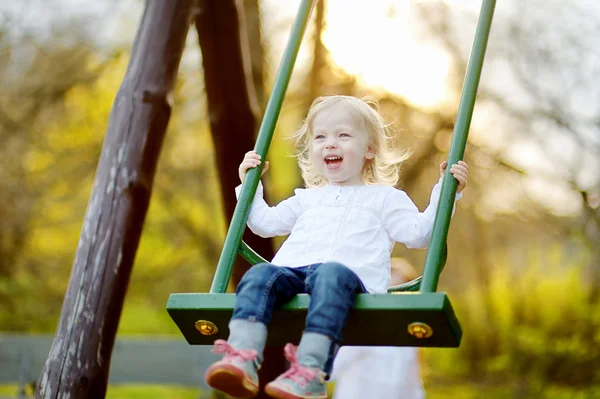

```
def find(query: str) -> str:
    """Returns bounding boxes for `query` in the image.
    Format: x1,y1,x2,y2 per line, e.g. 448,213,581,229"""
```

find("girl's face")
310,103,375,186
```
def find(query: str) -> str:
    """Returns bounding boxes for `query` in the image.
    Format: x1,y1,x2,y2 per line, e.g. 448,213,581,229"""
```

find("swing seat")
166,291,461,347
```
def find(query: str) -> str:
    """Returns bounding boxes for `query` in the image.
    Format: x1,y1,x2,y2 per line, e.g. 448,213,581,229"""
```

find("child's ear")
365,146,376,160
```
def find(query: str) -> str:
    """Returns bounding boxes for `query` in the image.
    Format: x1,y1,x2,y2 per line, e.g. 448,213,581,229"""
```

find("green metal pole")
210,0,317,293
420,0,496,293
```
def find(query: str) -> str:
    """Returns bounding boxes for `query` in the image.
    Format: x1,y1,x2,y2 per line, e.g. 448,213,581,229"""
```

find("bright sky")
322,0,452,109
5,0,465,109
262,0,481,110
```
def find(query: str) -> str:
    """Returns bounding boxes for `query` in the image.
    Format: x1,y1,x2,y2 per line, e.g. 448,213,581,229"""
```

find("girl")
204,95,468,399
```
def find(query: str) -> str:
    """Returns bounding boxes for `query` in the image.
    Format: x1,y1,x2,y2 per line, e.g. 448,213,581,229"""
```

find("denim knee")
303,262,365,342
237,263,279,293
311,262,363,291
233,263,306,325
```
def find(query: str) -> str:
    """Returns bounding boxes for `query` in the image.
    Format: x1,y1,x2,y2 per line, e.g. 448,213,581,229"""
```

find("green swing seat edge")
166,292,462,348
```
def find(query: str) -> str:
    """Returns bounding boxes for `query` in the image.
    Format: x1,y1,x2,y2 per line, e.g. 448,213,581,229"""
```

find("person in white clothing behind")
331,259,426,399
204,95,468,399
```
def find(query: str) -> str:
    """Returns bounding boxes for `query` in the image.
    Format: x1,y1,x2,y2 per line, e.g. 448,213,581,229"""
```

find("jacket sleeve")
382,179,462,249
235,182,304,238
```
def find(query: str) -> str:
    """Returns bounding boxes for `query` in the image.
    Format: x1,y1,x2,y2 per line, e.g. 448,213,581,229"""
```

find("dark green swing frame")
167,0,496,347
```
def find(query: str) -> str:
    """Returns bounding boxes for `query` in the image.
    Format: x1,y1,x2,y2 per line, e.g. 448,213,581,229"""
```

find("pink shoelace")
212,339,258,362
279,343,319,387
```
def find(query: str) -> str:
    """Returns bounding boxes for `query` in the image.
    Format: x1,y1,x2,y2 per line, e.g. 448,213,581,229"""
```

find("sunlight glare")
323,0,451,110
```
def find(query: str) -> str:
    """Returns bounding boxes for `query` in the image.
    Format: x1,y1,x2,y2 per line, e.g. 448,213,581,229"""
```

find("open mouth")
324,156,343,169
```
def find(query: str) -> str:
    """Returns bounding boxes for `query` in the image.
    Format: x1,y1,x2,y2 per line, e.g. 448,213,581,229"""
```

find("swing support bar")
210,0,317,293
421,0,496,292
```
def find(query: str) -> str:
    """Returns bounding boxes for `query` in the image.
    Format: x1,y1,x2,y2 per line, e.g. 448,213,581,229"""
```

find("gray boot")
204,319,267,398
228,319,268,362
297,332,335,370
265,332,332,399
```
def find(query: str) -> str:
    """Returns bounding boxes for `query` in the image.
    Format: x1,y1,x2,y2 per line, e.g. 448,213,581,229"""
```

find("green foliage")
425,261,600,392
425,384,600,399
0,49,226,333
0,36,118,331
117,299,181,336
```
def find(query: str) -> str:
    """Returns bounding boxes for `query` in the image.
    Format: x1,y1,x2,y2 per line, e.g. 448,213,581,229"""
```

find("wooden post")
194,1,282,396
36,2,195,398
194,0,275,287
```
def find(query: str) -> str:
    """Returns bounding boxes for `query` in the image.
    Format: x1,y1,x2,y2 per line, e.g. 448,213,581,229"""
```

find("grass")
0,384,201,399
3,383,599,398
106,385,200,399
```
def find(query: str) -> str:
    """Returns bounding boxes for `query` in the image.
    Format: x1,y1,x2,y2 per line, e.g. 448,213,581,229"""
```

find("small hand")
239,150,269,183
440,160,468,193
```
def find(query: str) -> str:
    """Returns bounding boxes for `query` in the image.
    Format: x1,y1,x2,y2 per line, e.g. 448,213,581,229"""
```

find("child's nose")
325,139,338,148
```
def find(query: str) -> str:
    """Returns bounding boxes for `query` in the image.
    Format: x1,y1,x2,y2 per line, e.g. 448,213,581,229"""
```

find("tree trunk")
195,1,281,397
242,0,266,109
308,0,326,101
195,0,275,287
35,2,195,398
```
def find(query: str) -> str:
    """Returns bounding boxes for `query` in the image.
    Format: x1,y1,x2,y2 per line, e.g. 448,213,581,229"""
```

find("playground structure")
35,1,496,398
167,0,495,347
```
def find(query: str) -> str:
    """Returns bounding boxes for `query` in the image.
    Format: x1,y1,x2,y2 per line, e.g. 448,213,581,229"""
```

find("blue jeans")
232,262,367,343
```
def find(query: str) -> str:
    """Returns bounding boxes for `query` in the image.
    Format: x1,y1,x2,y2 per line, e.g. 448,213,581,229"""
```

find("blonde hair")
292,95,411,188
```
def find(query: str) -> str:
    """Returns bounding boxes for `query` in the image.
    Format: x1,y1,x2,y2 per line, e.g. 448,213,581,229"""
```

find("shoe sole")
265,384,327,399
205,363,258,398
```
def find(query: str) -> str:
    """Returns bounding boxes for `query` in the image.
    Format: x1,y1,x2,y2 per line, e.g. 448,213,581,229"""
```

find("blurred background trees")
0,0,598,397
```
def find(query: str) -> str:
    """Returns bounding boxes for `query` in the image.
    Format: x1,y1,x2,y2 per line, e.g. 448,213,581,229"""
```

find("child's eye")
339,133,350,137
314,134,325,139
